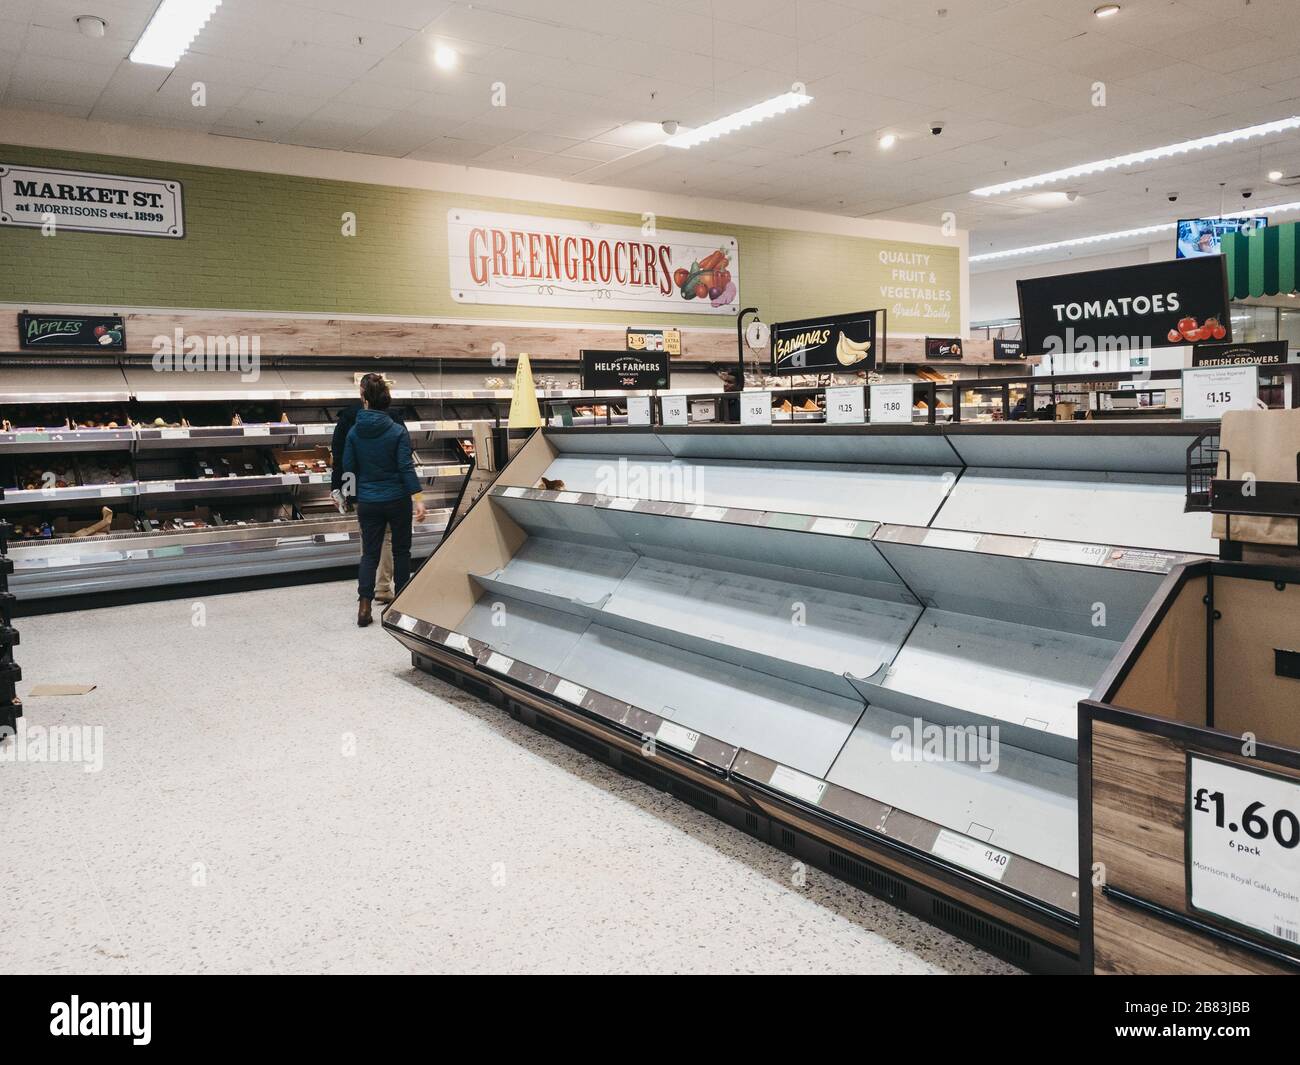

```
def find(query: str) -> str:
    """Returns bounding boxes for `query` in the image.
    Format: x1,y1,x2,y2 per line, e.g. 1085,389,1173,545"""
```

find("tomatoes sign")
448,209,739,315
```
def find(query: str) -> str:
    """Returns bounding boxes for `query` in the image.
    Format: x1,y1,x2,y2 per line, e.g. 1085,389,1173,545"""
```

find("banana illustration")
835,333,872,366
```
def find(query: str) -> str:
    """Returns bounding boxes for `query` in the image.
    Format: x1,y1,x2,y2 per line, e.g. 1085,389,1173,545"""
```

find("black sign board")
1192,339,1287,367
1017,255,1231,356
18,312,125,350
770,309,881,374
992,338,1024,360
580,349,670,390
926,337,963,360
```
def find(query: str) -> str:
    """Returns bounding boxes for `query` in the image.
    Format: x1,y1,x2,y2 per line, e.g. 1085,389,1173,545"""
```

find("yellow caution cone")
508,352,544,428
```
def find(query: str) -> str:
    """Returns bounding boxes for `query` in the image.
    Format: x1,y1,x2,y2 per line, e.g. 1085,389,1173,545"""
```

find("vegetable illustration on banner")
448,209,739,315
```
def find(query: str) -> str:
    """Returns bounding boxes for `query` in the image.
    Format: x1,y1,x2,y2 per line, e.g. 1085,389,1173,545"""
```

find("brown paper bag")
1212,407,1300,546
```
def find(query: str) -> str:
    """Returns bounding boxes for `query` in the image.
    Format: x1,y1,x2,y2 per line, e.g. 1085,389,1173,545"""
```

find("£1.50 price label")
1188,754,1300,947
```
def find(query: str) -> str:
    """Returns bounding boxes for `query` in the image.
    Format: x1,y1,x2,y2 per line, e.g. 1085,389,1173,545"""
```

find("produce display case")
0,356,486,601
385,420,1214,971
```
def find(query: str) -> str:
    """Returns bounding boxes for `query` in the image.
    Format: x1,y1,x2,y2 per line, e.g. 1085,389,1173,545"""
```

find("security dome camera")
930,120,945,136
661,119,679,136
1241,188,1254,199
1167,192,1178,202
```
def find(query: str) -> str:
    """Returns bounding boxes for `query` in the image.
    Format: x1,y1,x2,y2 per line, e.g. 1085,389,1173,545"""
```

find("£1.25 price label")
1188,754,1300,947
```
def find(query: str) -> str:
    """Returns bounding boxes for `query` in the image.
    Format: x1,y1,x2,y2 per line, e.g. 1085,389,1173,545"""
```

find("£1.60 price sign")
1187,754,1300,948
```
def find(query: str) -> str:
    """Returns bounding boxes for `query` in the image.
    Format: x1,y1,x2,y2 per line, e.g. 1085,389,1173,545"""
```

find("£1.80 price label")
1187,754,1300,946
869,382,913,424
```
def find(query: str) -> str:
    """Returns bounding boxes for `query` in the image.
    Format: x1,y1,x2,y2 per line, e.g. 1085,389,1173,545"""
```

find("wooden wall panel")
1,307,998,364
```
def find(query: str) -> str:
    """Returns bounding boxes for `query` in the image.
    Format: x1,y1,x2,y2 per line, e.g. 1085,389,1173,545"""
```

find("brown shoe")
357,598,373,627
374,588,394,605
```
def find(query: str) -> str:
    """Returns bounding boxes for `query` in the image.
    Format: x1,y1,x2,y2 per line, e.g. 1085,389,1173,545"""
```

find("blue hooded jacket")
342,409,422,503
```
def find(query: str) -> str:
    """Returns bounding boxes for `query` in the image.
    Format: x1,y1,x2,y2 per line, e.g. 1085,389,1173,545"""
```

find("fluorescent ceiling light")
971,115,1300,196
433,44,458,70
665,91,812,149
129,0,222,67
969,201,1300,263
878,132,897,150
1094,4,1121,17
1269,169,1284,181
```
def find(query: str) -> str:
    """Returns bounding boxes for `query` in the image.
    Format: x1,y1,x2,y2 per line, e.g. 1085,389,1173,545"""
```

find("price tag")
740,391,771,426
99,485,125,498
655,720,700,753
243,426,272,437
322,532,350,543
810,517,859,536
1188,754,1300,946
1181,364,1259,420
925,528,981,551
931,829,1010,881
661,396,688,426
161,428,189,439
395,613,418,632
626,396,651,426
443,632,472,653
500,486,526,498
48,556,82,568
1030,540,1109,566
691,505,727,521
484,652,514,675
769,764,827,805
555,491,582,504
606,496,639,511
869,382,913,424
824,386,865,424
553,679,588,705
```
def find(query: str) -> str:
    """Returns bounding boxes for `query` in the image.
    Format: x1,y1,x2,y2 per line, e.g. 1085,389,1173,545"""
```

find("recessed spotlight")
878,132,897,150
76,15,107,39
1269,169,1284,181
1094,4,1121,17
433,44,458,70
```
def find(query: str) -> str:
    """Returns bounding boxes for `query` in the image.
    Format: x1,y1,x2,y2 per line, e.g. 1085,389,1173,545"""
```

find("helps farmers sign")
448,209,739,315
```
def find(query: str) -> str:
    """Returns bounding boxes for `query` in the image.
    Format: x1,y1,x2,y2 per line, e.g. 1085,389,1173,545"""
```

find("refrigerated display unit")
0,355,492,601
384,420,1216,971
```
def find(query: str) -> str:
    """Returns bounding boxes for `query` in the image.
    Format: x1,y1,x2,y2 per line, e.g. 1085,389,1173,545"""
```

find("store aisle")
1,582,1016,975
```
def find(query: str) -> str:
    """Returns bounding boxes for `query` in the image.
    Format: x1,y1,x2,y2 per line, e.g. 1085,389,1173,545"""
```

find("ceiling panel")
0,0,1298,260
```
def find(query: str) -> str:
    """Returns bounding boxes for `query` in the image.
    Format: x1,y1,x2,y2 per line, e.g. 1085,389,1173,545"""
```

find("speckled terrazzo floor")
1,581,1018,974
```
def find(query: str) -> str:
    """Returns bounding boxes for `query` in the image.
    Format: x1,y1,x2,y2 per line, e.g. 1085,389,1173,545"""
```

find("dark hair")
360,372,391,410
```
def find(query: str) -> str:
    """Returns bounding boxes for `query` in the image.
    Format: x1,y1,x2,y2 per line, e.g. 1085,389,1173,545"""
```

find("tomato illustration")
1177,316,1199,340
1167,328,1182,343
673,268,689,288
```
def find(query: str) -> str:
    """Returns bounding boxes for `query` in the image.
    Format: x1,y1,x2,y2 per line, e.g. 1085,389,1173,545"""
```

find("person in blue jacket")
342,374,426,627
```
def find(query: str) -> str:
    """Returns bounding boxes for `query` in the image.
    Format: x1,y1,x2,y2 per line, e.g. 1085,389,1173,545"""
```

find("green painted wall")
0,144,961,331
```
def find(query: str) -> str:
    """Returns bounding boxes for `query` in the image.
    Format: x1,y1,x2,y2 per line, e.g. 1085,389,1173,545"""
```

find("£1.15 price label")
1187,754,1300,947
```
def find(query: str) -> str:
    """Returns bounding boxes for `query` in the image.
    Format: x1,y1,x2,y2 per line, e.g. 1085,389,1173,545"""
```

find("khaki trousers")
376,528,394,594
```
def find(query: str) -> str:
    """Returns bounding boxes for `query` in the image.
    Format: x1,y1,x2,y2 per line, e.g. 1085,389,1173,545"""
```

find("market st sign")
0,163,184,238
448,209,739,315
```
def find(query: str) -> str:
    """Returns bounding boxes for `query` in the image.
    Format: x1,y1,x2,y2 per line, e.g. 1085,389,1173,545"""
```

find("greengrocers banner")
0,163,184,238
448,209,738,315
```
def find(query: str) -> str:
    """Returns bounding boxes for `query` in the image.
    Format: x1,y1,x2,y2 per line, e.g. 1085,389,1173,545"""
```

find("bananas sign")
771,310,882,374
